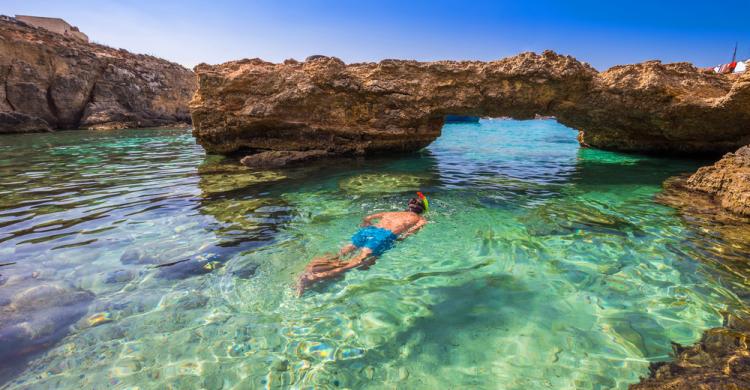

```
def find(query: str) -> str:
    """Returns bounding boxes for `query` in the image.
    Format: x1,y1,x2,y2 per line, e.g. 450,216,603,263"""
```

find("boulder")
231,262,259,279
0,280,94,363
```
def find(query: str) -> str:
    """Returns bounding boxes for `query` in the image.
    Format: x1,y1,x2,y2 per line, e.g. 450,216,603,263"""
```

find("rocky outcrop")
685,145,750,216
0,15,196,133
631,314,750,390
190,52,750,157
647,158,750,388
0,112,52,133
657,175,750,245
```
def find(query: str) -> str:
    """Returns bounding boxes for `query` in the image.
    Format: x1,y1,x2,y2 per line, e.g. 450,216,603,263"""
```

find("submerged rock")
0,16,196,133
191,51,750,156
156,257,224,280
240,150,329,168
631,314,750,389
339,173,425,194
198,170,285,195
120,248,158,265
231,262,259,279
656,175,750,287
685,145,750,216
647,173,750,388
0,280,94,363
175,293,209,310
105,269,135,284
521,201,645,238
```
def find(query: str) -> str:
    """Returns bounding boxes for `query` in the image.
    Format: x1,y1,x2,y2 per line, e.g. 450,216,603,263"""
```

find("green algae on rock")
339,173,426,194
241,150,331,168
197,157,287,194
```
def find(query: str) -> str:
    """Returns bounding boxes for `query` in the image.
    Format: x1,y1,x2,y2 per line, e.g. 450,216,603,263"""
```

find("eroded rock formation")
191,51,750,158
0,15,196,133
686,145,750,216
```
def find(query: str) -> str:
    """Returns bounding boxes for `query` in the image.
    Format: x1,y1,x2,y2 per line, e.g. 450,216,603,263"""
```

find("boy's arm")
398,218,427,240
361,212,386,226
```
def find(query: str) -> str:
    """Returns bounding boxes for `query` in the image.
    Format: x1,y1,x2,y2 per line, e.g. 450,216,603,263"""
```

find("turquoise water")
0,120,747,389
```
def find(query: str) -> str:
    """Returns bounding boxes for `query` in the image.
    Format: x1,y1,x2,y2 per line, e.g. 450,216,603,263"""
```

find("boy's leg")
305,254,341,273
306,242,358,274
305,248,374,282
297,248,375,295
341,248,375,270
339,244,357,257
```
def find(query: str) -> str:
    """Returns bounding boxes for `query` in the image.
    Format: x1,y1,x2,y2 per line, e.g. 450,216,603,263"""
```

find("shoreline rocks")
0,112,53,133
0,15,196,134
685,145,750,216
190,52,750,157
631,314,750,389
645,158,750,388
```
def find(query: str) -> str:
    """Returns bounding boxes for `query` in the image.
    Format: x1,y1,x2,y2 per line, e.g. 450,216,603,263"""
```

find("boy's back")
369,211,425,235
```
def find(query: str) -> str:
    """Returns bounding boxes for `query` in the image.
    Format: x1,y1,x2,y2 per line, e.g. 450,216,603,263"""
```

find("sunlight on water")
0,120,747,389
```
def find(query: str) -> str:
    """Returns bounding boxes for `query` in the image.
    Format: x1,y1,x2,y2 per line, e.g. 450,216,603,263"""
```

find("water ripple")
0,123,748,389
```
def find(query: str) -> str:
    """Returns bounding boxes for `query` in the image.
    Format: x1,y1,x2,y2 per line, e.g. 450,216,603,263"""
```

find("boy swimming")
296,195,428,294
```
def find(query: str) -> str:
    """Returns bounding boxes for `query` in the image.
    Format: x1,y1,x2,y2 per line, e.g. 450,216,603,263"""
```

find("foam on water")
0,120,747,389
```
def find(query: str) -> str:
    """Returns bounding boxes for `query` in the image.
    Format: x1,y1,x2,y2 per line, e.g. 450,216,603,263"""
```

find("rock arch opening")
190,51,750,159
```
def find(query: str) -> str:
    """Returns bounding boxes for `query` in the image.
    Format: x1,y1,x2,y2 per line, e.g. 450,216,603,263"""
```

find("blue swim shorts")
351,226,398,256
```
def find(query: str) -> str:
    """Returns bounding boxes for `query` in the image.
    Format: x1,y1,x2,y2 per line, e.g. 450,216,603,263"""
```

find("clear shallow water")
0,120,747,389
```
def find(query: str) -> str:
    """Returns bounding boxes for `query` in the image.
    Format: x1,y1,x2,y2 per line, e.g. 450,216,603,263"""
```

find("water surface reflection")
0,122,747,389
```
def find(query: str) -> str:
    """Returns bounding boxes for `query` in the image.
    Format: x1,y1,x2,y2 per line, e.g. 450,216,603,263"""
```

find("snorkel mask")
416,191,429,212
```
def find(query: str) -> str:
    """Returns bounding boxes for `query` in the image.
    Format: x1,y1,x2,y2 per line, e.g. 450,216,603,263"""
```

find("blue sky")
5,0,749,70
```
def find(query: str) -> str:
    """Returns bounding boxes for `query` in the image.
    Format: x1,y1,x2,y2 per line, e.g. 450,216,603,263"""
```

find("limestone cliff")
190,52,750,157
0,15,196,133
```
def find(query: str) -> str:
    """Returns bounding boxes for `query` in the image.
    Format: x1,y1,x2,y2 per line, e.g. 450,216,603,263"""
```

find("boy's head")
408,198,425,214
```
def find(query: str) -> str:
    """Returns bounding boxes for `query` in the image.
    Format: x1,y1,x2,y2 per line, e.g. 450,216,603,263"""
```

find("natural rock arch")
190,51,750,157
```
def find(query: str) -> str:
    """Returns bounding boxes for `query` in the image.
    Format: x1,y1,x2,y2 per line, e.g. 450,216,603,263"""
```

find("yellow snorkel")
416,191,429,212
